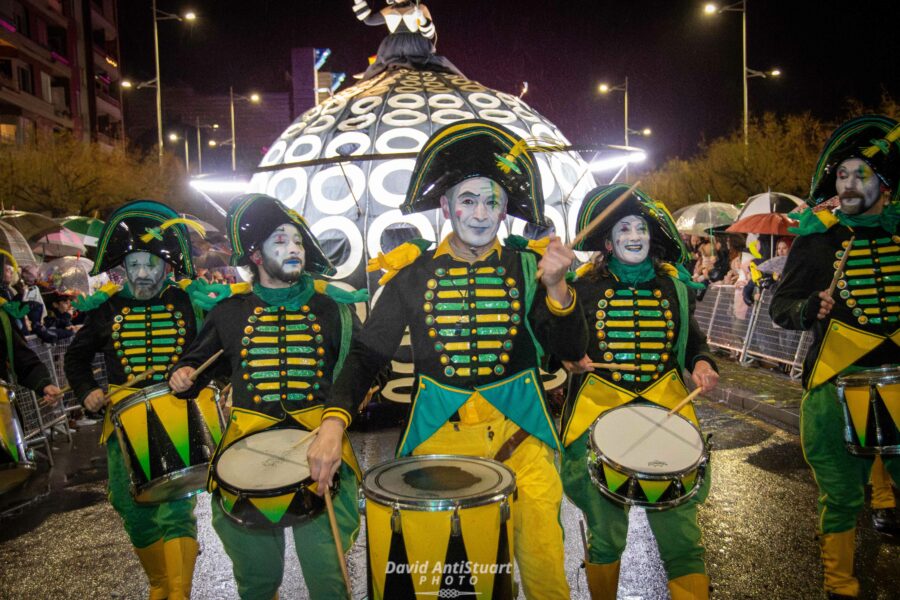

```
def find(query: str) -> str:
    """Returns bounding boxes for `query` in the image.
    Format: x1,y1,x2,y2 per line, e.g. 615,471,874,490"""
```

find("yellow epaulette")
816,210,839,230
229,282,252,296
658,262,678,278
574,261,594,280
367,241,427,285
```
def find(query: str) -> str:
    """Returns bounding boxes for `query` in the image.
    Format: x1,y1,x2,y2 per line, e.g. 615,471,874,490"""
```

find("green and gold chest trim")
423,264,522,379
112,303,187,382
594,287,675,384
835,234,900,327
239,304,326,404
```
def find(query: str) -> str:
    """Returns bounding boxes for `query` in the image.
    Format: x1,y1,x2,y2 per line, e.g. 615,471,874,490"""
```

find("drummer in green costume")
65,200,205,600
169,194,365,600
770,115,900,600
558,184,719,600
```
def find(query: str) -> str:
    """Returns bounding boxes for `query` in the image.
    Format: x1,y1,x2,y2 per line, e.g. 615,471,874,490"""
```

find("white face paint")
609,215,650,265
124,252,167,300
835,158,882,215
440,177,508,250
260,224,306,283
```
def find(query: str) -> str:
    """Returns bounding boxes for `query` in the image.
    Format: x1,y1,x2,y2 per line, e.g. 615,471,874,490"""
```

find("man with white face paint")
312,120,587,599
65,200,205,600
557,184,718,600
170,194,366,600
772,115,900,599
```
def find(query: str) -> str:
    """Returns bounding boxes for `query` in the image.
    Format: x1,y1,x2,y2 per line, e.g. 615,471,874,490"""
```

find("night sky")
118,0,900,167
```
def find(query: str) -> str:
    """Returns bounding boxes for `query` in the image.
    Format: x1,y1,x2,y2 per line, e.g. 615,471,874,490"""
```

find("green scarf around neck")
835,202,900,232
252,273,315,309
608,256,656,285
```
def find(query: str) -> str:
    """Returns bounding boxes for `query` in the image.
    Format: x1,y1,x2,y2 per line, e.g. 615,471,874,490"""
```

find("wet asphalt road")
1,400,898,599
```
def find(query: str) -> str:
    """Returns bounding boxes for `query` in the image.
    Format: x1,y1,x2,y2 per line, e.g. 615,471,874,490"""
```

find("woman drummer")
558,184,719,600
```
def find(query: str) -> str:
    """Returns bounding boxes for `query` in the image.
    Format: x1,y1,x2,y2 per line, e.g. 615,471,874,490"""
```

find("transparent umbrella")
675,202,740,236
0,209,61,241
38,257,94,295
0,220,38,269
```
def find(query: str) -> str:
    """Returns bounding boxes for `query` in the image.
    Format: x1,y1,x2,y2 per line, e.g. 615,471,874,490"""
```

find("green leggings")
801,382,900,534
211,463,360,600
106,438,197,549
561,431,710,580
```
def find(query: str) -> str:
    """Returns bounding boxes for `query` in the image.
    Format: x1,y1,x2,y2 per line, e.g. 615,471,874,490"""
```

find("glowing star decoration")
609,215,650,265
835,158,882,215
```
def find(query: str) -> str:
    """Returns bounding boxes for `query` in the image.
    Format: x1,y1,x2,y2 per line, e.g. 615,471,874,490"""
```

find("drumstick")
289,426,320,450
589,362,638,371
189,349,225,382
101,366,162,404
535,181,641,281
324,484,353,597
357,384,381,413
827,236,855,297
667,387,703,417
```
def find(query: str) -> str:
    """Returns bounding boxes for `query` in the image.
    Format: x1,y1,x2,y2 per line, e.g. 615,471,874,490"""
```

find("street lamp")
168,132,190,173
598,78,630,146
194,118,219,174
152,1,196,165
229,87,262,171
703,1,781,147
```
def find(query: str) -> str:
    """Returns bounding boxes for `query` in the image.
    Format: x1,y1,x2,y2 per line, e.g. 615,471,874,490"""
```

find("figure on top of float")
352,0,463,79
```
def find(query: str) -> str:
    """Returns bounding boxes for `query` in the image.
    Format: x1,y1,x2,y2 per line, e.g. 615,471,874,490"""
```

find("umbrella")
0,220,38,269
0,210,62,241
194,250,231,269
61,215,105,248
726,213,798,236
737,192,805,219
38,257,94,295
32,229,87,258
180,214,220,234
675,202,740,236
757,255,788,275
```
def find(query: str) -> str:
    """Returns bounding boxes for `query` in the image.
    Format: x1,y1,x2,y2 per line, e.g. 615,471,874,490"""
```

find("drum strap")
493,427,530,463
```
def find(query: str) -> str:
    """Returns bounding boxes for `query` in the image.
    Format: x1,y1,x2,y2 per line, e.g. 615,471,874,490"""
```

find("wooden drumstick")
535,180,642,281
357,384,381,413
289,426,320,450
589,362,638,371
827,236,855,297
189,349,225,382
324,483,353,597
667,387,703,416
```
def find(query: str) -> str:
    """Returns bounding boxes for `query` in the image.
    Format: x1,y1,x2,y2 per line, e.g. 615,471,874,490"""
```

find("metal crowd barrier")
696,283,810,379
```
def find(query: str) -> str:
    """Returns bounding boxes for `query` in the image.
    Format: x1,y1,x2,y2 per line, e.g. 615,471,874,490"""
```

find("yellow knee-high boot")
163,537,199,600
134,539,169,600
870,456,896,510
584,560,620,600
820,530,859,597
667,573,710,600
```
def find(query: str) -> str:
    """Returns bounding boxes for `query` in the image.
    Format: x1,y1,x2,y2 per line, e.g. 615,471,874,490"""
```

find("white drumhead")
591,404,703,474
216,429,311,491
364,455,515,508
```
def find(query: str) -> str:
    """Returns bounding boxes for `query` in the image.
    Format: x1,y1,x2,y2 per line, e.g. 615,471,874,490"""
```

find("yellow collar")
433,233,503,262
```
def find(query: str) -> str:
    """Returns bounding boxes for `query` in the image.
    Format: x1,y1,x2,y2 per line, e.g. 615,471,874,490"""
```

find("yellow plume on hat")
862,122,900,158
140,218,206,243
0,249,18,272
495,136,567,174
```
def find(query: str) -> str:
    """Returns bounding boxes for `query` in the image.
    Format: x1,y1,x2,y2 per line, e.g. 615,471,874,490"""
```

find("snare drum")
211,428,338,528
111,382,224,504
0,383,35,494
588,403,708,510
363,455,516,600
836,366,900,455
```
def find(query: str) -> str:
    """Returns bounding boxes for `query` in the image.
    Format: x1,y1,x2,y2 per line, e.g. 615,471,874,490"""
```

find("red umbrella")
725,213,798,236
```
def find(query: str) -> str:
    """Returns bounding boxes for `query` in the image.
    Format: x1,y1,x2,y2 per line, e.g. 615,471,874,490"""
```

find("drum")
110,382,224,504
836,366,900,456
363,455,516,600
0,383,35,495
211,427,338,528
588,403,708,510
